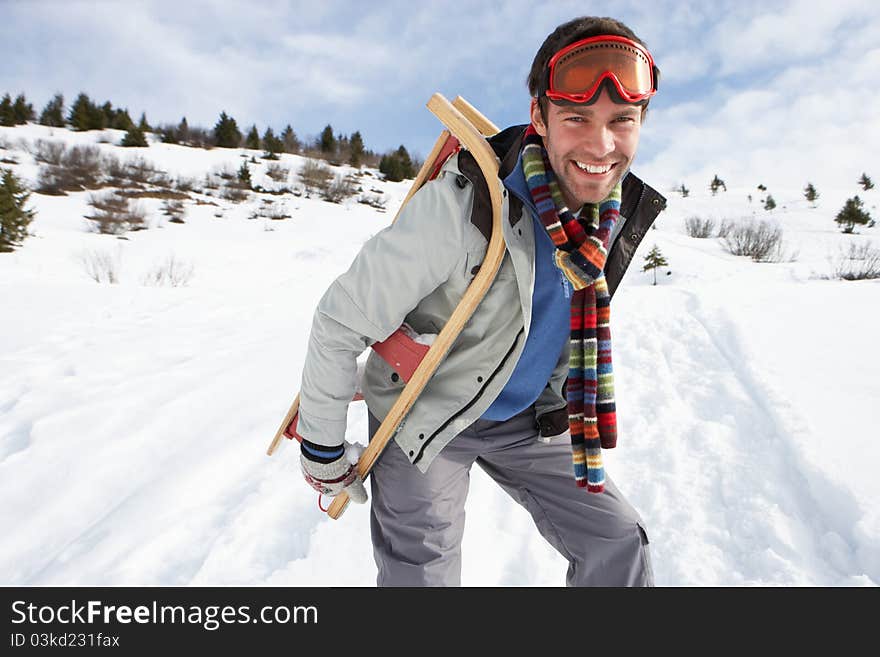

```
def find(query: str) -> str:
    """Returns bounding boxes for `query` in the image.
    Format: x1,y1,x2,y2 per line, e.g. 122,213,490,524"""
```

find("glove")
300,439,368,504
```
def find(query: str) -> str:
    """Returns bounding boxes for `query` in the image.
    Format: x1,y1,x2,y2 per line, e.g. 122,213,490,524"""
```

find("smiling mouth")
573,160,617,176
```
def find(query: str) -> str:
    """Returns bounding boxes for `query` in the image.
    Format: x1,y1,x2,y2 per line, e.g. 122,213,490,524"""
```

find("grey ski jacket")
297,126,666,473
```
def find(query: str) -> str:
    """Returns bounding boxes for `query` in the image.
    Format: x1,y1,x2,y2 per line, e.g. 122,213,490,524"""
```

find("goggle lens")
546,37,657,103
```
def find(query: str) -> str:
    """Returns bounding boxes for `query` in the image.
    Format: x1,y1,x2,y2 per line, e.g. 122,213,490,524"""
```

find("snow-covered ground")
1,123,877,586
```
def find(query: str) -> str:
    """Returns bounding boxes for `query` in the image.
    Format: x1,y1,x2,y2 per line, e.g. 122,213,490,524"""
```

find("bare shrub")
78,247,122,283
31,139,67,165
175,176,195,192
249,199,290,220
265,162,290,182
64,145,104,187
85,191,148,234
142,254,194,287
829,241,880,280
358,193,387,211
36,144,105,194
323,174,358,203
717,219,735,239
684,215,715,238
221,184,249,202
161,199,186,223
299,158,332,197
722,219,795,262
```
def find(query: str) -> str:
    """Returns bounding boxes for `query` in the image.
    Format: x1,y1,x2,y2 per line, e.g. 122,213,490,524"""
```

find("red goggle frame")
540,35,658,104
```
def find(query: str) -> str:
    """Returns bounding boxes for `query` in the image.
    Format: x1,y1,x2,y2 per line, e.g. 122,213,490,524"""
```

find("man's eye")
615,116,636,124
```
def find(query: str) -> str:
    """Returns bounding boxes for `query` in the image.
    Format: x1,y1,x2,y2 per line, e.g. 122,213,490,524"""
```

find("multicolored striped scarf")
521,124,619,493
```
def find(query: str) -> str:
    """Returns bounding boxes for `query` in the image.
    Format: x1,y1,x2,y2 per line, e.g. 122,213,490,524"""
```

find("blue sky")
2,0,878,190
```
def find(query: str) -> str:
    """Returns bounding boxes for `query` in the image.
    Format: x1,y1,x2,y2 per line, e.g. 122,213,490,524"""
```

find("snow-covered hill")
1,123,877,586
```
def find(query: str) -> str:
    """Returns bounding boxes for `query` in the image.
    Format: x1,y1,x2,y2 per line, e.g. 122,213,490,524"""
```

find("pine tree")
121,125,148,147
835,196,871,233
262,127,283,159
709,174,727,195
138,112,151,133
213,111,242,148
100,101,115,128
396,145,415,178
804,183,819,207
0,94,14,126
764,195,776,211
245,125,261,150
12,94,35,124
282,124,300,153
0,168,36,253
68,93,96,131
859,173,874,191
111,108,134,131
349,131,365,167
39,93,65,127
319,124,336,155
177,117,190,144
238,161,252,188
641,244,669,285
379,146,416,182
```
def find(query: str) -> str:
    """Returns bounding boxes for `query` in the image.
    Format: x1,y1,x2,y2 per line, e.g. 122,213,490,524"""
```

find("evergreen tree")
764,194,776,211
282,124,300,153
349,131,365,167
677,183,689,198
0,168,36,253
213,111,242,148
835,196,871,233
101,101,115,128
121,125,148,147
0,94,14,126
111,108,134,131
709,174,727,195
245,124,261,150
262,127,283,159
12,94,35,124
138,112,151,133
177,117,190,144
804,183,819,207
39,93,66,127
319,124,336,155
396,145,415,178
379,145,416,182
68,93,96,131
238,161,252,187
641,244,669,286
859,173,874,191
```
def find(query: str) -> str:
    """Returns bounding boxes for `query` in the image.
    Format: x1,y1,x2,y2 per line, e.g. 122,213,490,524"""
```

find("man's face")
530,87,642,209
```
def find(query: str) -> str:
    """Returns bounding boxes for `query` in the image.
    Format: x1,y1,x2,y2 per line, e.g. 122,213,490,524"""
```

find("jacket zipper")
607,179,647,266
413,326,525,465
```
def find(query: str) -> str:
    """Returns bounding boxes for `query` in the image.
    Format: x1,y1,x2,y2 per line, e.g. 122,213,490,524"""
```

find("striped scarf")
521,124,619,493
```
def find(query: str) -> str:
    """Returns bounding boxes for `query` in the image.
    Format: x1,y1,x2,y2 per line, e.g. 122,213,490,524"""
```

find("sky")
1,121,877,586
2,0,879,191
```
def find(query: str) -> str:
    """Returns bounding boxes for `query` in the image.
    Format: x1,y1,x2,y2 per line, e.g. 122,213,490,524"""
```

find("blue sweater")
480,154,572,421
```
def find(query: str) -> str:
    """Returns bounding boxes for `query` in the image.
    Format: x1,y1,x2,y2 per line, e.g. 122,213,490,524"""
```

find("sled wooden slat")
326,94,505,519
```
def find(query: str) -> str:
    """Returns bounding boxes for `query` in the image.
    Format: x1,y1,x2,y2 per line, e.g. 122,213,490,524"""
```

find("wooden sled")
267,94,503,520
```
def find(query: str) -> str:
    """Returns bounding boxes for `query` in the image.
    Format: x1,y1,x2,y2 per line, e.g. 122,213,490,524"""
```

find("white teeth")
575,161,613,174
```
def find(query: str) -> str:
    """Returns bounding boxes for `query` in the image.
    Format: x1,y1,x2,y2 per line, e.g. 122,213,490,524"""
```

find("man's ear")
530,98,548,137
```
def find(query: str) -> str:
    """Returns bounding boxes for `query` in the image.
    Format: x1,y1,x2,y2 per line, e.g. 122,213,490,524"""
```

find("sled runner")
267,94,504,519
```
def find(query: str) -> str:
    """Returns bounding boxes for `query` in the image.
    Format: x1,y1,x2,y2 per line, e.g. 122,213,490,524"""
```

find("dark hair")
528,17,655,119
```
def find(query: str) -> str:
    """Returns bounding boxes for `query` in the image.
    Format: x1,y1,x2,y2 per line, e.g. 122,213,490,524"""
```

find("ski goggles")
539,35,659,104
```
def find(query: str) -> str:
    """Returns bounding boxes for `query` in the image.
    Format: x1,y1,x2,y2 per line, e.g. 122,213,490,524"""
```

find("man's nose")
584,125,615,159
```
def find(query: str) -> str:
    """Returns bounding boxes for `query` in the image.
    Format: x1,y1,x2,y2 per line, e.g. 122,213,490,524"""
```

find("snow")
1,123,877,586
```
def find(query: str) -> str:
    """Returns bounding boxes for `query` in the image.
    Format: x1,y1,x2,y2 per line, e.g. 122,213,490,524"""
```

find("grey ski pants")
367,404,654,587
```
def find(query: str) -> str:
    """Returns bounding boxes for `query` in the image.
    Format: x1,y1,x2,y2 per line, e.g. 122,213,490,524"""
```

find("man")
297,16,666,586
